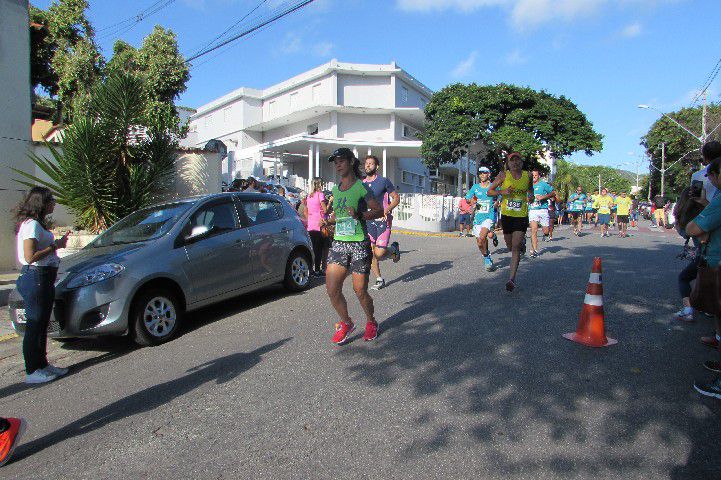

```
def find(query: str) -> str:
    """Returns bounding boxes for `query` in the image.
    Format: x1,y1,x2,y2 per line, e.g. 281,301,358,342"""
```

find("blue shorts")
598,213,611,225
459,213,471,224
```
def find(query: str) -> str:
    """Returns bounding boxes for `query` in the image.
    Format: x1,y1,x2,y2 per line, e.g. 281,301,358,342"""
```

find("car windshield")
88,201,194,247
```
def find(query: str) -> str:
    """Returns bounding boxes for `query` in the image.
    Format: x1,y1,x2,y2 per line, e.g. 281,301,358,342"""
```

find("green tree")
13,73,176,232
641,103,721,197
30,0,103,122
106,26,190,134
420,83,603,172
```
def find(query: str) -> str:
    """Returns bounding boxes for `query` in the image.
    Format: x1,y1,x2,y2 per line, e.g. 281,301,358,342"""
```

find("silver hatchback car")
8,192,313,346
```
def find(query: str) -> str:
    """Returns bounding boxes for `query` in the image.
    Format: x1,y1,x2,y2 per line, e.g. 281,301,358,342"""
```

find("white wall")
395,79,430,109
337,114,391,141
263,76,334,121
338,74,393,108
0,0,33,270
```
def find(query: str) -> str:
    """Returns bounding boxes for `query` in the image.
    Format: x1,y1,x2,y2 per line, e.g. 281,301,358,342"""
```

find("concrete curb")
395,229,460,238
0,333,18,343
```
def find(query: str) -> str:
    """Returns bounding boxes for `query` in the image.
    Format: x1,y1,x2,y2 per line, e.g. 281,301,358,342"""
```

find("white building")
185,60,472,195
0,0,34,270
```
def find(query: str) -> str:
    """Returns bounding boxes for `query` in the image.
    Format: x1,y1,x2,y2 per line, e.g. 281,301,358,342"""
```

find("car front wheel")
130,288,183,346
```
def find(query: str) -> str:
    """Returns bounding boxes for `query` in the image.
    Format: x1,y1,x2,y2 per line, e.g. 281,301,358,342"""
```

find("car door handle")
280,227,290,234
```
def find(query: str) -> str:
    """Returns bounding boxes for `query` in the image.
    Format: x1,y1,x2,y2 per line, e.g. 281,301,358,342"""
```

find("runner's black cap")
328,147,356,162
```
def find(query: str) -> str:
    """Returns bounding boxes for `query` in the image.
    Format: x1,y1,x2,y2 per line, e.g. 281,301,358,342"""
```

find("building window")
402,124,419,139
401,170,425,188
307,123,319,135
401,86,409,104
289,92,299,109
223,107,232,122
312,83,322,102
268,100,277,117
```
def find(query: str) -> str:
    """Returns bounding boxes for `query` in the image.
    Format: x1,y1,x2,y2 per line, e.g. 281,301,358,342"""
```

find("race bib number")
507,199,522,211
336,217,357,236
477,201,490,214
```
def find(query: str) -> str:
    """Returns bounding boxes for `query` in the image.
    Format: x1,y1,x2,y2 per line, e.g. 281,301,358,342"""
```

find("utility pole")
702,91,708,144
598,174,601,194
660,142,666,198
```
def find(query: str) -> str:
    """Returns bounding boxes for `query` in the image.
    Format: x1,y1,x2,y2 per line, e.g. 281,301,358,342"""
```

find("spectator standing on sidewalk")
458,194,473,237
307,178,329,276
14,187,70,384
653,194,667,228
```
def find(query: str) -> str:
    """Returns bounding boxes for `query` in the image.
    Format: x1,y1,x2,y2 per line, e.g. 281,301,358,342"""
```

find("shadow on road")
385,261,454,288
339,243,721,478
13,337,291,461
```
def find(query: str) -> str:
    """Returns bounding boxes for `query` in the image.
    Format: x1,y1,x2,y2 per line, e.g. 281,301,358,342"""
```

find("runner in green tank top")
321,148,384,345
488,152,533,292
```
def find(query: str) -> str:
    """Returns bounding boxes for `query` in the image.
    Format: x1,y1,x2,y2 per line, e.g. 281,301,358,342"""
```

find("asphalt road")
0,223,719,479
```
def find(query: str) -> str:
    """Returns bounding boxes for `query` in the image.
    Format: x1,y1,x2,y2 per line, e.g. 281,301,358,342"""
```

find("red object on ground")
563,257,617,347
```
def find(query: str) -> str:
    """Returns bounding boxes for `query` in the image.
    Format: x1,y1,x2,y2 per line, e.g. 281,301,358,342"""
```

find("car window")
240,200,283,226
184,201,237,238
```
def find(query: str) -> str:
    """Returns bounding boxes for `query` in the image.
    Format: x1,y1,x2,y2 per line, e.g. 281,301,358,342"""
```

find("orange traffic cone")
563,257,617,347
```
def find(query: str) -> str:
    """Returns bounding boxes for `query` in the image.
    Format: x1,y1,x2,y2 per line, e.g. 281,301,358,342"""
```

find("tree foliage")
30,0,103,122
420,83,603,173
553,159,633,200
14,73,177,232
641,103,721,197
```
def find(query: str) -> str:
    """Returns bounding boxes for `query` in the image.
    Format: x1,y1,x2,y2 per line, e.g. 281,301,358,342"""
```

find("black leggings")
308,230,327,272
678,260,698,299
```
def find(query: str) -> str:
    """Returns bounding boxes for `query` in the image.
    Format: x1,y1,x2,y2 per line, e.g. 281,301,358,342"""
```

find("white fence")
394,193,462,232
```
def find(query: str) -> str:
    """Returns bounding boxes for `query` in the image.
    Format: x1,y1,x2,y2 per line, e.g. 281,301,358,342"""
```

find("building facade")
184,60,471,194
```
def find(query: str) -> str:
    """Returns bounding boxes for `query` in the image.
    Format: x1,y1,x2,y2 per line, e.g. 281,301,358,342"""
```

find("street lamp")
637,104,705,143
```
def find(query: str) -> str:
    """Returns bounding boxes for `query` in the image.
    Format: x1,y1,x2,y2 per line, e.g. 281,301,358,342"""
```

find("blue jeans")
16,266,57,374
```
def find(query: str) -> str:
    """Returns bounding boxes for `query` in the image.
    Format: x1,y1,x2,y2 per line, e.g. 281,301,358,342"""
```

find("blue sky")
35,0,720,170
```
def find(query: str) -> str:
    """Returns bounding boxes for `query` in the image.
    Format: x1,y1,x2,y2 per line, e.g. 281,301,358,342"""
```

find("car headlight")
66,263,124,289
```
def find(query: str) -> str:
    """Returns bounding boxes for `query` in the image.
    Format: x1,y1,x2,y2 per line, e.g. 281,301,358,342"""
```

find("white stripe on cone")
588,273,602,284
584,294,603,307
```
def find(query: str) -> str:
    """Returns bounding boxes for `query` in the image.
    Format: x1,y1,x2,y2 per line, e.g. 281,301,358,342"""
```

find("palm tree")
13,73,176,232
553,158,580,201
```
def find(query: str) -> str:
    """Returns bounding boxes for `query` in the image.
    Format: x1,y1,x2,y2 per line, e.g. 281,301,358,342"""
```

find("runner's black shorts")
327,240,372,274
570,211,581,219
501,216,529,235
617,215,629,224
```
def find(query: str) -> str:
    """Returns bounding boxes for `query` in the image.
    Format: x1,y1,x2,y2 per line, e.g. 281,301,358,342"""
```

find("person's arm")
486,172,506,197
318,193,329,214
23,231,68,264
465,186,476,201
350,194,383,221
386,190,400,216
686,221,709,242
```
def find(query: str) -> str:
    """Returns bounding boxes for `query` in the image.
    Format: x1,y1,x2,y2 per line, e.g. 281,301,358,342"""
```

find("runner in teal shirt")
465,166,499,271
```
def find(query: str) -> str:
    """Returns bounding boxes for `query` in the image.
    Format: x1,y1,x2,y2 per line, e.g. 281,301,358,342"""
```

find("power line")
185,0,317,63
691,57,721,106
186,0,269,60
96,0,177,42
96,0,167,32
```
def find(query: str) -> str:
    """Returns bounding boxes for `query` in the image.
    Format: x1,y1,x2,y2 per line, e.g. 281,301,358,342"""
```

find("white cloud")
620,22,642,37
452,51,478,78
396,0,682,30
313,41,335,57
505,48,527,65
280,32,303,54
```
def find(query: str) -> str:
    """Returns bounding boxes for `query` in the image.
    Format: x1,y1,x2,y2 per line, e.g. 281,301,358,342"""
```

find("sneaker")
484,255,494,272
332,321,355,345
465,233,473,237
530,250,538,258
44,364,69,376
458,232,464,237
371,278,386,290
25,368,58,384
0,418,26,467
693,378,721,400
390,241,401,263
673,309,694,323
505,279,516,292
701,335,720,348
363,320,378,341
704,360,721,374
542,235,549,242
492,235,499,248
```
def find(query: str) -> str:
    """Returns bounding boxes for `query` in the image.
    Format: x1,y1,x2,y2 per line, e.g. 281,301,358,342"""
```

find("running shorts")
654,209,665,221
367,219,392,248
570,211,581,219
472,220,494,237
327,240,372,274
617,215,629,224
528,209,550,227
502,216,529,235
598,213,611,225
459,213,471,224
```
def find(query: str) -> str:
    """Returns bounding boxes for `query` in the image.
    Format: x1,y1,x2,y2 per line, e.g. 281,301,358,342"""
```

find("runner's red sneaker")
332,321,355,345
0,418,26,467
363,320,378,341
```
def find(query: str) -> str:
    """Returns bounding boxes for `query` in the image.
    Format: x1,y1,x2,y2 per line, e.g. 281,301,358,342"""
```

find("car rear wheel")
283,250,311,292
130,288,183,346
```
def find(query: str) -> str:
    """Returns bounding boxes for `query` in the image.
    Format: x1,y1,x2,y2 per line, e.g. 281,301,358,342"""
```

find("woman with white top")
14,187,70,384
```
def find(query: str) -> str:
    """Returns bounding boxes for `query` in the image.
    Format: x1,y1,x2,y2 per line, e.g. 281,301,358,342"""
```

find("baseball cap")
328,147,356,162
478,166,491,174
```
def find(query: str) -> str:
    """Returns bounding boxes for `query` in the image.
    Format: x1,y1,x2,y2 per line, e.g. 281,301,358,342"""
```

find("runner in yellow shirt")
593,188,615,238
614,191,633,238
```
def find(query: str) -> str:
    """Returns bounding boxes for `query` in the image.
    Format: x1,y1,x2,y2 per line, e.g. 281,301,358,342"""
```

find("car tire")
130,288,183,347
283,250,311,292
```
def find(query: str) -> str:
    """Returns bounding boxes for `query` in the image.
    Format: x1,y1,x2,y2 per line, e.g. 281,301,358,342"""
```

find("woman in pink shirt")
307,178,329,276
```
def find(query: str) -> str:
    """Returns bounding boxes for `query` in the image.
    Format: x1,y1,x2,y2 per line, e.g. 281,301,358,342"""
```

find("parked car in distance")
8,192,313,346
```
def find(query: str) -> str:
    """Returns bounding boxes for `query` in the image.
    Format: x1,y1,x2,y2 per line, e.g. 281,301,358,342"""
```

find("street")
0,223,719,479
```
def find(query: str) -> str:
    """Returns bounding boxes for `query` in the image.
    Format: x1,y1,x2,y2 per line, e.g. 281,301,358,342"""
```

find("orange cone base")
562,332,618,348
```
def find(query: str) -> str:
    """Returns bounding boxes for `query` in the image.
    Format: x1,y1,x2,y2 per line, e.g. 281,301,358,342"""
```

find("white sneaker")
371,278,386,290
673,309,694,322
25,369,58,384
44,365,69,376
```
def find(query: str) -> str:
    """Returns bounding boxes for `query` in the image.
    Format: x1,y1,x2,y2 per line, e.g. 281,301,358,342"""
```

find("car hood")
59,243,149,274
